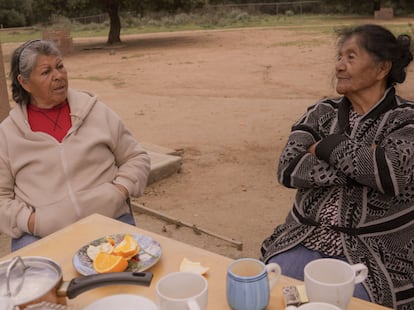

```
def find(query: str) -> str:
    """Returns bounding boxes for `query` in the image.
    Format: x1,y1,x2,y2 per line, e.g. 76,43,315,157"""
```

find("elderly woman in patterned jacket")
0,40,150,251
261,24,414,309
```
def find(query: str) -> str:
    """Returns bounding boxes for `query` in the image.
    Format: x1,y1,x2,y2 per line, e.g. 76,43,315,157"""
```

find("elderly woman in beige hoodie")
0,39,150,251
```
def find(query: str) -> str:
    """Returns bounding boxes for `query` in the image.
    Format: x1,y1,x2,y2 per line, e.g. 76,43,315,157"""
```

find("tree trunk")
373,0,381,11
0,43,10,122
106,0,121,45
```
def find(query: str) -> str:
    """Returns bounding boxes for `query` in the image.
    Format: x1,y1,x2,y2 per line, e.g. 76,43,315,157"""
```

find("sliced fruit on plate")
93,252,128,273
86,242,114,261
112,234,140,260
179,257,209,275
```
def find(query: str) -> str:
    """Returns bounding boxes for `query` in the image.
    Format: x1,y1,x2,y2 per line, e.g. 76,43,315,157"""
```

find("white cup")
286,302,342,310
156,271,208,310
304,259,368,310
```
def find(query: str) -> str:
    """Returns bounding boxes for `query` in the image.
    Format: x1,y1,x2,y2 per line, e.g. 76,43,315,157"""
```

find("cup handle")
186,299,201,310
351,263,368,284
266,263,281,289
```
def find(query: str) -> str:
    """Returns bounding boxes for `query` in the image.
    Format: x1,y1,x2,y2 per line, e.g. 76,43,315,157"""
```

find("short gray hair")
10,40,62,105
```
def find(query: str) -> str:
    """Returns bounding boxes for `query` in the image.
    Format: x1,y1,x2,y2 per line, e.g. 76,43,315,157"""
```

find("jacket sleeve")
277,102,349,189
278,130,349,189
315,121,414,196
110,109,151,197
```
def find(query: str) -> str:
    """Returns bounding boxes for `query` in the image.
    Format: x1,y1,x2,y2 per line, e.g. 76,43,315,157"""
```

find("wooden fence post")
0,42,10,122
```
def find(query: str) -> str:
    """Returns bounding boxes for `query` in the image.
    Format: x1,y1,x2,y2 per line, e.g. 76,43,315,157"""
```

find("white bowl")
286,302,342,310
84,294,157,310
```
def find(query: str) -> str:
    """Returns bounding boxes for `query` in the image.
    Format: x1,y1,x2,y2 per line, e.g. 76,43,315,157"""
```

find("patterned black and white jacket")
261,87,414,309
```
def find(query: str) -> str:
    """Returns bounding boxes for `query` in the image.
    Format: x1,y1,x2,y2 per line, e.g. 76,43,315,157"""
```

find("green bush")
174,13,192,25
228,9,250,21
147,19,162,27
0,9,26,27
285,10,295,16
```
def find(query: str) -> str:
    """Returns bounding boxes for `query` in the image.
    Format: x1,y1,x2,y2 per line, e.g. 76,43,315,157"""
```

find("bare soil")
1,19,413,259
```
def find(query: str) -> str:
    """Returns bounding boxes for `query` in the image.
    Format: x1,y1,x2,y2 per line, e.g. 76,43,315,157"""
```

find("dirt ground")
1,18,413,260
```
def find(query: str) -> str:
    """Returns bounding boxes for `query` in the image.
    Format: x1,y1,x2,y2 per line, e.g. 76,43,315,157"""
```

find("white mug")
304,259,368,310
156,271,208,310
226,258,281,310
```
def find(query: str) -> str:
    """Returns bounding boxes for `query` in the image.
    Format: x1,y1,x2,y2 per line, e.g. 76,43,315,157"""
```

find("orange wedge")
112,234,139,260
93,252,128,273
106,236,115,246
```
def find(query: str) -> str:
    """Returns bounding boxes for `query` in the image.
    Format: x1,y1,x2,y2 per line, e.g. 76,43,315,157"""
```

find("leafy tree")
31,0,124,44
5,0,414,43
103,0,121,44
32,0,72,22
32,0,204,44
0,0,33,27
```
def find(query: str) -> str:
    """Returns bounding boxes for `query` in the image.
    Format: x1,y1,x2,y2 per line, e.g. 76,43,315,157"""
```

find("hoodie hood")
8,88,98,139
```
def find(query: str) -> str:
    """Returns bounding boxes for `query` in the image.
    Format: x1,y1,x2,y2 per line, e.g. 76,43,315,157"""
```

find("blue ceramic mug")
226,258,281,310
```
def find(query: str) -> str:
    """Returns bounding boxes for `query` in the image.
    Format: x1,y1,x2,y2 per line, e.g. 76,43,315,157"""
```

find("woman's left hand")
28,211,35,234
114,183,129,198
308,142,319,156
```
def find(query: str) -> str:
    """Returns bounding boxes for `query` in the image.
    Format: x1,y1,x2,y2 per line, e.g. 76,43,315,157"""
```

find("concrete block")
147,151,182,185
141,142,181,156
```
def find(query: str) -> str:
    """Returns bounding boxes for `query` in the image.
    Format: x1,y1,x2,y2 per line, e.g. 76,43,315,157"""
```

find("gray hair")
10,39,62,105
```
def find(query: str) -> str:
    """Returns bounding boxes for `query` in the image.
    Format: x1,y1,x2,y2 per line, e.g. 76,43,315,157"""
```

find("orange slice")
106,237,115,246
112,234,139,260
93,252,128,273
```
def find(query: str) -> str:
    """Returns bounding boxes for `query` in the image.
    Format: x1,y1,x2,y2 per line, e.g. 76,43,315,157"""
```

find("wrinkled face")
335,36,386,97
18,55,68,108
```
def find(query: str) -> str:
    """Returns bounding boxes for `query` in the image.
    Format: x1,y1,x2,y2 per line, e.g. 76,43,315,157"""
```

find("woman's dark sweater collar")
338,87,397,134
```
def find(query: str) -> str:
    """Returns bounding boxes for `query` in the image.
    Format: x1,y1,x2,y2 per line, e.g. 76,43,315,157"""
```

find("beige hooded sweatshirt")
0,89,150,238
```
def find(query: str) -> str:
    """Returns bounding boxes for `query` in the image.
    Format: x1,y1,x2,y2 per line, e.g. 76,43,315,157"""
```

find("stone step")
142,142,182,185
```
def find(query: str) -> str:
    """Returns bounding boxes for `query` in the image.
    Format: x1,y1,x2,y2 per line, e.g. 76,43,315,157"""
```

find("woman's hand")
28,211,35,234
114,183,129,198
308,142,319,156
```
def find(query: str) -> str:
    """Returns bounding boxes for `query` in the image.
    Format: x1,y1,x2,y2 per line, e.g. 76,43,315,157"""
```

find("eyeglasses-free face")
18,54,68,109
335,36,390,103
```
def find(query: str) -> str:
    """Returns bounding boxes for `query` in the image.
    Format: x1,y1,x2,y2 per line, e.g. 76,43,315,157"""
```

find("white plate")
73,233,162,276
286,302,341,310
84,294,157,310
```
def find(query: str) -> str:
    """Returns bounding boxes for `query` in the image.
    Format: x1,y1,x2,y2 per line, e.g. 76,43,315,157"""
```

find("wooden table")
1,214,391,309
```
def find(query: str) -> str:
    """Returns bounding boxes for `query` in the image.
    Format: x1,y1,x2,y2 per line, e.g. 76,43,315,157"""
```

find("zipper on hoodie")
59,144,82,217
